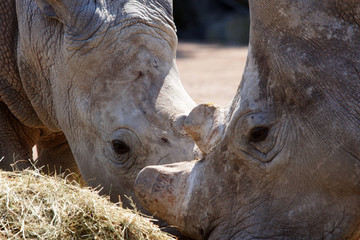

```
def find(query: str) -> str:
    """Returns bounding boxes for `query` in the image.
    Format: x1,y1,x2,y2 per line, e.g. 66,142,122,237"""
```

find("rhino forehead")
64,1,176,58
280,2,357,41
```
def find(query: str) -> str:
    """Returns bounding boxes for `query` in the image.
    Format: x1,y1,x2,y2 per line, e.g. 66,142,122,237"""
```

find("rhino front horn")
134,162,194,229
184,103,226,155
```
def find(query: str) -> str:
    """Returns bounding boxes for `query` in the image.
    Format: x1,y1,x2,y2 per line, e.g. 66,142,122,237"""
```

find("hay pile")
0,169,175,240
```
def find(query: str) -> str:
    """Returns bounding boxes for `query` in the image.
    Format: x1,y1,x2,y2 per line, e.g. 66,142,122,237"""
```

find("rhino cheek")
67,134,143,206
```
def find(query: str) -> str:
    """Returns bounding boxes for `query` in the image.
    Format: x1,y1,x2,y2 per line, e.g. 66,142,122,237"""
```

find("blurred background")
173,0,250,106
174,0,249,45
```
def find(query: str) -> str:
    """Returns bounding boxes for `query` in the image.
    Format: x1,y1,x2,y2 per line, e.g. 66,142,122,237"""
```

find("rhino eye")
112,140,130,155
249,127,269,142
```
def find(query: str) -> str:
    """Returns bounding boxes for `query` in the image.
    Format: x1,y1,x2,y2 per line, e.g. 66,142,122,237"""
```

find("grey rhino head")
16,0,198,207
135,0,360,239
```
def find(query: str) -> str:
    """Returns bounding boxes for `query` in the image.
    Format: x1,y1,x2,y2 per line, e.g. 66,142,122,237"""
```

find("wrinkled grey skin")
0,0,198,208
135,0,360,239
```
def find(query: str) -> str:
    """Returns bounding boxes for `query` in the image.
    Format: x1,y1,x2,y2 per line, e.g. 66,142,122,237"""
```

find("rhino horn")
184,103,226,155
134,162,194,232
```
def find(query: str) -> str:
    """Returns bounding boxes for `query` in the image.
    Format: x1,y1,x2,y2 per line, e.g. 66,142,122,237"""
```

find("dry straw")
0,169,175,240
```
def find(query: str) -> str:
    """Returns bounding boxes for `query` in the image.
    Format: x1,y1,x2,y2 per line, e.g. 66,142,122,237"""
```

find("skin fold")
0,0,198,212
135,0,360,239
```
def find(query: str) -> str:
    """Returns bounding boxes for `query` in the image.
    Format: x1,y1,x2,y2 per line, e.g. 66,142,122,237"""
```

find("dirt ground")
176,42,248,106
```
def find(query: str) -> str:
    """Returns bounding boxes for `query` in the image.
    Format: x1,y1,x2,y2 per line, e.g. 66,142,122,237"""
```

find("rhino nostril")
161,137,170,144
249,127,269,143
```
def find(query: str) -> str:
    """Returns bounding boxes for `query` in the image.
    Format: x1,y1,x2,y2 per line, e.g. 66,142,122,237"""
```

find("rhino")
135,0,360,239
0,0,198,208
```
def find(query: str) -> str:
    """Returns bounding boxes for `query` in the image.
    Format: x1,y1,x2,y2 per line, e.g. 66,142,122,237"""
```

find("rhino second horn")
184,103,226,155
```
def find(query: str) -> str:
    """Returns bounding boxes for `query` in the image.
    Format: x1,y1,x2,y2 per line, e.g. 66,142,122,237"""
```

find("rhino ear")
35,0,65,21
